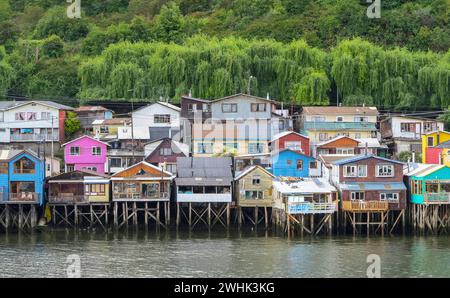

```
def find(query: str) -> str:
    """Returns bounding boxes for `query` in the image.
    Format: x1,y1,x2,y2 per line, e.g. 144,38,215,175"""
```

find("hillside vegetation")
0,0,449,109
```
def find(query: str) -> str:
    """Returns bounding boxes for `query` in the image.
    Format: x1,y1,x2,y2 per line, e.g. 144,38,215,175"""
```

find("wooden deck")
342,201,389,212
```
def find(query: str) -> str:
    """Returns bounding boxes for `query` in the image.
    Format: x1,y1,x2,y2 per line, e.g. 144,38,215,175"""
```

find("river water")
0,229,449,278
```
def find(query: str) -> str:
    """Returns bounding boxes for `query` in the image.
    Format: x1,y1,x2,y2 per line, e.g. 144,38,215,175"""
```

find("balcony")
177,193,232,203
287,202,336,214
1,193,40,204
342,200,389,212
113,192,170,202
424,193,450,204
10,134,59,142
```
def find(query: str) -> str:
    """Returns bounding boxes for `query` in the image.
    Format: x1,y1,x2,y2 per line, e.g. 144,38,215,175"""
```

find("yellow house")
301,106,379,145
422,130,450,163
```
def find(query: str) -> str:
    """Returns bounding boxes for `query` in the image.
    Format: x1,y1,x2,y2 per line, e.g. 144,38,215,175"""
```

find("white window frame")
285,141,301,151
70,146,80,156
337,148,354,155
357,165,367,177
376,164,394,177
380,193,399,202
343,165,357,177
92,146,102,156
351,192,365,201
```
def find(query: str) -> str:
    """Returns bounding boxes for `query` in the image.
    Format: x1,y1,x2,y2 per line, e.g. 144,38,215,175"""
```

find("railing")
10,134,58,141
287,202,336,214
49,195,88,204
113,192,170,201
424,193,450,204
342,200,389,212
7,193,40,203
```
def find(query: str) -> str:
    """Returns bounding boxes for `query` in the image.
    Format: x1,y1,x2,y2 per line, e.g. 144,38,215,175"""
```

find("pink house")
62,135,109,174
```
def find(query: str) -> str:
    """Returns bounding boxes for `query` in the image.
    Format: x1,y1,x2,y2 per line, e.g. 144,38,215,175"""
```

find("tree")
397,151,421,163
154,2,184,43
64,111,81,138
41,34,64,58
0,0,12,22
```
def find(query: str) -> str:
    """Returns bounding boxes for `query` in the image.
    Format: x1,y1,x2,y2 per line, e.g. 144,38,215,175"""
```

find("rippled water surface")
1,229,449,277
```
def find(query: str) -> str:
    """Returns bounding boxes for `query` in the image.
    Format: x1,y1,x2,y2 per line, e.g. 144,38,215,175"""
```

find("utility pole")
50,116,54,175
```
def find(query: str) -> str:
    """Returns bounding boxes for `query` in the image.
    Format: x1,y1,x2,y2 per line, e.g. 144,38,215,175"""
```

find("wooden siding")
236,167,273,207
113,163,171,178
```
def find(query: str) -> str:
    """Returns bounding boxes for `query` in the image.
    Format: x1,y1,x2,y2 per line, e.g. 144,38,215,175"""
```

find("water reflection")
0,229,449,277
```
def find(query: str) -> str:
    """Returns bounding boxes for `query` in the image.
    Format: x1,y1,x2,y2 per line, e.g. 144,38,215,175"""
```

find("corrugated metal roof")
319,154,355,167
273,178,336,194
304,122,377,131
211,93,277,104
234,165,274,181
0,150,23,161
74,106,110,112
0,100,74,110
435,140,450,149
270,131,309,142
332,154,404,165
403,163,445,177
302,106,379,115
176,157,233,180
175,177,232,186
337,182,407,191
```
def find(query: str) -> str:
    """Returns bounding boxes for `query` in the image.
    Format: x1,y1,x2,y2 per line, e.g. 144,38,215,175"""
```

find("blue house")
0,150,45,205
271,149,322,178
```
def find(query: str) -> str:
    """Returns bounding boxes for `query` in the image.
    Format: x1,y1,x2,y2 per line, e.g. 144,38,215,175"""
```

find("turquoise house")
0,150,45,205
405,164,450,205
271,149,322,178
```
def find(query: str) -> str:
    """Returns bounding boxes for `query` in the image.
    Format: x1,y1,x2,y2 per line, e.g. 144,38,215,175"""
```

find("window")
223,142,238,150
411,180,422,195
285,141,301,151
351,192,365,200
319,133,328,141
41,112,51,120
154,114,171,123
336,116,343,122
380,193,399,202
217,186,231,194
165,163,176,173
245,191,263,200
160,147,172,156
66,164,75,172
296,160,303,170
344,165,357,177
27,112,36,120
142,183,159,198
286,159,292,165
13,157,35,174
401,123,416,133
354,116,368,122
251,103,266,112
357,165,367,177
85,184,106,195
248,143,264,154
92,147,102,156
82,166,97,172
110,158,122,168
252,175,261,185
188,103,197,112
0,163,7,174
222,103,237,113
376,164,394,177
354,133,361,139
100,126,109,134
15,112,26,120
202,104,210,112
309,161,318,169
197,143,213,154
10,181,35,196
424,122,437,133
337,148,354,154
70,146,80,156
427,136,434,147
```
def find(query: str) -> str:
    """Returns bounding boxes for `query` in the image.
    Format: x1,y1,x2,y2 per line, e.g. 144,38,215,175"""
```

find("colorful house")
316,136,387,157
144,138,189,174
62,135,109,174
74,106,113,133
331,154,406,234
271,149,321,178
92,118,130,141
272,177,337,235
48,170,110,204
422,130,450,163
423,140,450,166
235,165,274,208
0,150,45,204
269,131,310,156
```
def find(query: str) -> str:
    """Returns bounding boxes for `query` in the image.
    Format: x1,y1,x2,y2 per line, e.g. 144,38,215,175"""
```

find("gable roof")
111,161,174,178
319,154,356,167
272,148,314,159
181,95,211,103
317,135,359,147
0,149,41,161
74,106,110,112
211,93,277,104
62,135,111,147
270,130,309,142
435,140,450,149
332,154,404,165
176,157,233,185
133,101,181,114
302,106,378,116
48,169,110,181
0,100,74,111
404,164,448,178
144,138,189,157
234,165,274,181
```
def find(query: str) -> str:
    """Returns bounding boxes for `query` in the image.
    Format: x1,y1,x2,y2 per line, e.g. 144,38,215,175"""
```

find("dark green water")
0,229,449,278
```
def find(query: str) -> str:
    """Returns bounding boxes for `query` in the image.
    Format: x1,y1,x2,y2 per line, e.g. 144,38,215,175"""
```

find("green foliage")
64,111,81,138
0,46,14,96
396,151,422,163
33,6,90,41
41,34,64,58
0,0,12,22
154,2,185,43
438,107,450,130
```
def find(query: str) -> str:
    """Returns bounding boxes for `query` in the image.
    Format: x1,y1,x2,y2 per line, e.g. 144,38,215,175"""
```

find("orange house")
317,136,360,155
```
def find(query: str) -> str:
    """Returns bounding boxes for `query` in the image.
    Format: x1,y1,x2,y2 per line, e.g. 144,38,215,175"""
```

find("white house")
0,101,73,144
119,102,182,141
